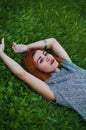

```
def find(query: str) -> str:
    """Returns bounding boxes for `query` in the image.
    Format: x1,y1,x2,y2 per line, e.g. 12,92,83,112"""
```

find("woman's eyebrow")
43,51,45,54
37,51,45,63
43,51,46,55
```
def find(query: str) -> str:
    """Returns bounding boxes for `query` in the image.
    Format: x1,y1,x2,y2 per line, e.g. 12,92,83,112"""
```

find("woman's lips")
50,59,55,65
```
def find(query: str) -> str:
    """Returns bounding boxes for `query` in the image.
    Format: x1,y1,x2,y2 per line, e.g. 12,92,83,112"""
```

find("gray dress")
46,59,86,120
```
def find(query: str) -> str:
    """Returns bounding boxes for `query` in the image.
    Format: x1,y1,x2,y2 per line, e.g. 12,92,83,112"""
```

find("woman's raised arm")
50,38,71,61
12,38,71,61
0,38,55,101
12,38,53,53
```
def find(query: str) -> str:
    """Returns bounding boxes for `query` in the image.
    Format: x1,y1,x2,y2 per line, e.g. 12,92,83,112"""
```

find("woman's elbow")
50,38,57,44
50,38,57,48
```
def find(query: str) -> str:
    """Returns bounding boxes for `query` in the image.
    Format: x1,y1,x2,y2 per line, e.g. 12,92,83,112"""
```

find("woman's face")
33,50,59,73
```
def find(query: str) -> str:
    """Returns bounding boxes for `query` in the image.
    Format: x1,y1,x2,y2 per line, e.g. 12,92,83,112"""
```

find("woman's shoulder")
61,58,85,72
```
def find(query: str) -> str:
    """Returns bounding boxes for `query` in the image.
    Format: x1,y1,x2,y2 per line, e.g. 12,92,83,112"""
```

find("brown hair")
23,48,63,81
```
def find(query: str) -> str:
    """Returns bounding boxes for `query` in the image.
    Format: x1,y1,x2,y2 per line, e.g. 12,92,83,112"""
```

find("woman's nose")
45,56,50,62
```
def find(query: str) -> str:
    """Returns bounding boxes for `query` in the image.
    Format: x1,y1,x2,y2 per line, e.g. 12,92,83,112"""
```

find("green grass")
0,0,86,129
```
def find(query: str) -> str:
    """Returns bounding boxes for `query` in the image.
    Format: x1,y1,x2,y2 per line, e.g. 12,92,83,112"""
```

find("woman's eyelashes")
40,58,44,63
39,52,48,63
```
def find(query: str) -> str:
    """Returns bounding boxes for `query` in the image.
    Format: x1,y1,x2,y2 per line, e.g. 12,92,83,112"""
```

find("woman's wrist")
0,50,4,54
22,45,28,52
0,51,4,58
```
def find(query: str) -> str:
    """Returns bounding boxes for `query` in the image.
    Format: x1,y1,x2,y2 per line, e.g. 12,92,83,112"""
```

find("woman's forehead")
33,50,43,60
35,50,43,56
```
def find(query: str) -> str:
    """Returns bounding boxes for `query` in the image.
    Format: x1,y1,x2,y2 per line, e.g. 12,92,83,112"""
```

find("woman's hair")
23,48,63,81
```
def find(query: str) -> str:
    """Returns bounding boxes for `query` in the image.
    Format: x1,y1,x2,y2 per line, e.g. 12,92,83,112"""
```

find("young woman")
0,38,86,120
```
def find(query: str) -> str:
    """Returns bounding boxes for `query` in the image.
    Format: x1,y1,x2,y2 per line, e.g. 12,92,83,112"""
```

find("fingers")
12,42,16,49
12,42,16,47
12,42,17,52
1,38,4,44
0,38,5,51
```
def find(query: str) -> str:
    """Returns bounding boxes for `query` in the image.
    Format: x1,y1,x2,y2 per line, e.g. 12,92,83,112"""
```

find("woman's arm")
12,38,53,53
0,38,55,101
12,38,71,61
50,38,71,61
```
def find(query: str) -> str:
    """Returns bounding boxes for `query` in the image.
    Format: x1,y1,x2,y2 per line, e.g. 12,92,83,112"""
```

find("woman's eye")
40,59,44,63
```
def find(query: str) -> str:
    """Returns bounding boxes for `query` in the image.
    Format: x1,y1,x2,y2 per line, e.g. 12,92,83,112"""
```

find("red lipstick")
50,59,54,65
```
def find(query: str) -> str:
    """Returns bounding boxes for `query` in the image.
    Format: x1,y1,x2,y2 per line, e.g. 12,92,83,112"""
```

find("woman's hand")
0,38,5,53
12,42,28,53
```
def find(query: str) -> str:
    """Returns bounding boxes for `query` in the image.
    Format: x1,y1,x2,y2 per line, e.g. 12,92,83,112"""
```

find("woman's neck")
55,63,61,72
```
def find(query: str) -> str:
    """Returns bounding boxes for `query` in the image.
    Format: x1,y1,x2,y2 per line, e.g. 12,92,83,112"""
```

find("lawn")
0,0,86,130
